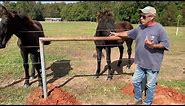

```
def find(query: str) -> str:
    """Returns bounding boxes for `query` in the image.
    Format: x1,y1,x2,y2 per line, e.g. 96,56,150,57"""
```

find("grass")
0,86,34,105
158,80,185,94
62,76,131,105
0,21,185,104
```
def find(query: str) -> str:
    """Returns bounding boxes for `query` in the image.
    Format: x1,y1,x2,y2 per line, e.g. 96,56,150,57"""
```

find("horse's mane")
18,15,35,27
97,10,114,21
10,10,35,27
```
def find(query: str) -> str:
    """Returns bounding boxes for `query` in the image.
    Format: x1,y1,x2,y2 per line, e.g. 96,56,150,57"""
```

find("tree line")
2,1,185,26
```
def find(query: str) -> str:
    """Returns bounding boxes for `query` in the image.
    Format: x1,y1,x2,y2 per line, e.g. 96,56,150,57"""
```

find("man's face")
139,13,154,25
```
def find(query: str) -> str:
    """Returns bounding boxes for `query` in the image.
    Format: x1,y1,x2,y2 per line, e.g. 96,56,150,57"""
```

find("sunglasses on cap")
140,14,153,19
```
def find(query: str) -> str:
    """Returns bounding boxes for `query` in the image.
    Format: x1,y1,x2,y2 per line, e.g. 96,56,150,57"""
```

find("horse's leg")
105,47,113,80
126,38,133,69
30,54,36,80
117,45,124,67
20,50,30,87
33,52,43,86
95,47,103,79
141,75,147,96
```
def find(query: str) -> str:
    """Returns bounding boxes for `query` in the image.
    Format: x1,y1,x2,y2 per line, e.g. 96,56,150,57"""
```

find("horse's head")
95,10,115,37
0,5,19,48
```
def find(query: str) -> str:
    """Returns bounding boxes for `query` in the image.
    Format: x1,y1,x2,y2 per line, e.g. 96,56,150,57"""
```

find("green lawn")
0,21,184,104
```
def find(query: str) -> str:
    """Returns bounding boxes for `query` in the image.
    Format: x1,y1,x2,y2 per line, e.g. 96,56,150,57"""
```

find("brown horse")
0,5,50,87
94,10,133,80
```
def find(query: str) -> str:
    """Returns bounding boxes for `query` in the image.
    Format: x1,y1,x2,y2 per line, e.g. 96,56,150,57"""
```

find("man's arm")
110,31,128,39
145,39,166,49
153,43,165,49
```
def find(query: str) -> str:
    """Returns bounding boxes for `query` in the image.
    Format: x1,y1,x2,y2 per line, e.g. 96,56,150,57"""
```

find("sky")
0,1,78,4
39,1,78,4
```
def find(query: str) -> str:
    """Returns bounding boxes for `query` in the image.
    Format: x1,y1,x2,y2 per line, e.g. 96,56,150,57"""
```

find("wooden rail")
39,36,122,41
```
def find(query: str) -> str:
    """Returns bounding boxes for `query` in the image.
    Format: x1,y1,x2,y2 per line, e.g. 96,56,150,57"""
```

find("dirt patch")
26,84,80,105
121,83,185,105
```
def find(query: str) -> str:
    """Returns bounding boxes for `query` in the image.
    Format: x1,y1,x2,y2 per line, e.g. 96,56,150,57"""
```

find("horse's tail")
34,21,51,45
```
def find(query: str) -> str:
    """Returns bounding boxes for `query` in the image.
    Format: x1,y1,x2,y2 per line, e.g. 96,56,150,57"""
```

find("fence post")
38,36,122,98
39,38,48,98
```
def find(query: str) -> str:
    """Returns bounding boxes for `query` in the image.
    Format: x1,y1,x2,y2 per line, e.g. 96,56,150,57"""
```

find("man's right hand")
110,31,128,38
110,32,119,37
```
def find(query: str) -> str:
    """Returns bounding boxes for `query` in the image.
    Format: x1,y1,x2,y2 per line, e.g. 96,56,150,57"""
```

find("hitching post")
39,38,48,98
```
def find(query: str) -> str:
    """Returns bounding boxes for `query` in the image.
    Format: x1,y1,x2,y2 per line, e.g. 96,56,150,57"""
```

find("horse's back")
115,21,133,32
17,15,50,48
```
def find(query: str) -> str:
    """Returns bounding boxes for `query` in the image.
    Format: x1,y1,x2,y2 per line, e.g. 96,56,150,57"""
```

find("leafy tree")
181,3,185,25
159,2,180,26
32,2,45,21
1,1,185,26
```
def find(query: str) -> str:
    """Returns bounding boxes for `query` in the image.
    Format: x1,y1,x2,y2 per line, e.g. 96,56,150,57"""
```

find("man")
110,6,169,105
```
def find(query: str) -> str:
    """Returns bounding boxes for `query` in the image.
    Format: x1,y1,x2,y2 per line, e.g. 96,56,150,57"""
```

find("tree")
181,4,185,25
32,2,44,21
1,1,185,26
159,2,180,26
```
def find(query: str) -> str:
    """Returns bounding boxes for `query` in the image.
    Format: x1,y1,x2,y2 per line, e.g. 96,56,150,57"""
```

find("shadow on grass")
57,58,134,88
46,59,73,84
0,58,134,89
0,60,72,89
0,78,25,89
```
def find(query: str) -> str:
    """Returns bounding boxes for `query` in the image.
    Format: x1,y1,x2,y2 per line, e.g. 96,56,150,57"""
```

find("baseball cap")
140,6,156,16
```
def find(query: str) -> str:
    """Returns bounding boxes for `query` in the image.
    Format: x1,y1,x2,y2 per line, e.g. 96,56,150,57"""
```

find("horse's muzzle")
0,44,5,48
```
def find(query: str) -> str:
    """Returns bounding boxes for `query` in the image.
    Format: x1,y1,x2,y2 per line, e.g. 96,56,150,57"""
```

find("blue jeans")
132,65,159,105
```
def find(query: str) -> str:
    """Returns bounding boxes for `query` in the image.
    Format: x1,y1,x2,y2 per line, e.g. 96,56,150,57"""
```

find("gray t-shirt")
128,22,169,71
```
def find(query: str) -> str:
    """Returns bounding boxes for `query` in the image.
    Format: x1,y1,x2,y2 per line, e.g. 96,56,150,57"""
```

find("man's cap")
140,6,156,16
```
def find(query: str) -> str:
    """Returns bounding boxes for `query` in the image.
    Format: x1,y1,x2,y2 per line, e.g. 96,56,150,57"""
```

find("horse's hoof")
24,79,30,87
117,61,122,67
38,79,43,87
107,77,112,80
127,64,131,69
37,79,43,87
95,75,99,79
95,73,100,79
38,82,43,87
117,64,121,67
30,76,36,80
24,83,30,88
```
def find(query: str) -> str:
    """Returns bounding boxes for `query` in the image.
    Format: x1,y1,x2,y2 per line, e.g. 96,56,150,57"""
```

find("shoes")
134,100,142,105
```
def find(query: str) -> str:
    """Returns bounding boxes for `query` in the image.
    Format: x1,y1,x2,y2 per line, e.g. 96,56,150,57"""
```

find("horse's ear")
106,10,113,17
97,11,101,16
96,11,101,20
0,5,8,14
110,11,114,17
10,10,17,17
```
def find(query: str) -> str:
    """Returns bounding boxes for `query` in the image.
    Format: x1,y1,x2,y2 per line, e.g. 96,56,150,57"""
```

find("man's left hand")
145,39,155,49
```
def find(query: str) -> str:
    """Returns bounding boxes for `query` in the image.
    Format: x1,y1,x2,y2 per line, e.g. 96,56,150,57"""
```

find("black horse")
94,10,133,80
0,5,50,87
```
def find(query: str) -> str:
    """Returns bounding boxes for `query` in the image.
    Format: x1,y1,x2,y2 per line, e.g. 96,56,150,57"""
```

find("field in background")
0,21,184,105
